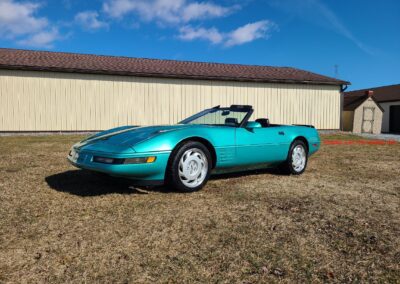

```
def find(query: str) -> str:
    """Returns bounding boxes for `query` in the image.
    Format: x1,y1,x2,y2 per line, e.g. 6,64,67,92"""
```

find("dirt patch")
0,134,399,283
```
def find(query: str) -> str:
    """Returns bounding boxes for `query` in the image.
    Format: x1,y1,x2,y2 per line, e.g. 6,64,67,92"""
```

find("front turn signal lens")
146,156,156,163
123,156,157,164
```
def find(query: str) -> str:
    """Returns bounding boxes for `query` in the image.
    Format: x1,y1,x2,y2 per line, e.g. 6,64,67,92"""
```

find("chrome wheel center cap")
187,161,199,175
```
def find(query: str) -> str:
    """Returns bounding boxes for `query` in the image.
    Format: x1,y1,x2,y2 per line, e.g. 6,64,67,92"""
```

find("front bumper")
67,148,171,182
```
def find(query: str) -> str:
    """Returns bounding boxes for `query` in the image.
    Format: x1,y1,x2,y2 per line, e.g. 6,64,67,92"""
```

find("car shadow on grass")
211,167,285,180
46,167,286,197
45,170,161,196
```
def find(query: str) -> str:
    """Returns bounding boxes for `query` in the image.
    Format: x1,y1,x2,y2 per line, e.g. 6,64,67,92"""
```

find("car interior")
224,117,239,126
225,117,280,128
255,118,270,127
246,118,280,128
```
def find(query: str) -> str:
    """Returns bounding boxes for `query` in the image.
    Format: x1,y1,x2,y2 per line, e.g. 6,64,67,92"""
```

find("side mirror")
246,121,262,129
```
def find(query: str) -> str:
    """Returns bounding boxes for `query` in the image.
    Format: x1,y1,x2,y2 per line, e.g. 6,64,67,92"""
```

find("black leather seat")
255,118,270,127
225,117,238,126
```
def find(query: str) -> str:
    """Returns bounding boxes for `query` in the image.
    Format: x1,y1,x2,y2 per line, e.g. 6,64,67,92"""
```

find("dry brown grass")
0,134,399,283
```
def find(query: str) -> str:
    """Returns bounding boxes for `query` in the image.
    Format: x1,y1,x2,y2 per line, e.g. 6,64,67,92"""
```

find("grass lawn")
0,134,399,283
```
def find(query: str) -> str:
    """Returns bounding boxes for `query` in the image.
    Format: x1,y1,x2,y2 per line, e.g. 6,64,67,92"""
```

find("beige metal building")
343,91,384,134
0,48,349,132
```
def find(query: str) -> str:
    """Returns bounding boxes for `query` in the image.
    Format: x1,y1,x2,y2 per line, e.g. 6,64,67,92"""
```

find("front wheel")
166,141,212,192
280,140,308,175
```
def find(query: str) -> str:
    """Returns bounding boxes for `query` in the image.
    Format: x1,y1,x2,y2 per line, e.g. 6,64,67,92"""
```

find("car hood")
75,124,192,153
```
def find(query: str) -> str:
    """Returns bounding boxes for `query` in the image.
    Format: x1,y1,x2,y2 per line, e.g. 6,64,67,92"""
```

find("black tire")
279,140,308,175
166,141,212,192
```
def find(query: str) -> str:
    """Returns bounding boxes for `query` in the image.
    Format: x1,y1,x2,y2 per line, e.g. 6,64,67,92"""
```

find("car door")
235,126,292,166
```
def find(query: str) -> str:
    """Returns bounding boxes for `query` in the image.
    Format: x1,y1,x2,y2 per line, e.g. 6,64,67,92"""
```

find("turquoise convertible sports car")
68,105,320,192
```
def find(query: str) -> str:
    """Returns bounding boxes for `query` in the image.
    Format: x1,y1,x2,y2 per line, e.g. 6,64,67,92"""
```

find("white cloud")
0,0,48,36
0,0,63,48
75,11,109,30
18,28,61,48
225,20,275,47
103,0,234,23
178,26,223,44
103,0,140,18
102,0,262,48
178,20,276,47
182,2,235,22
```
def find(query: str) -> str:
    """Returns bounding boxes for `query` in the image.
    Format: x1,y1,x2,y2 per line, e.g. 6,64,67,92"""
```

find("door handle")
278,131,285,135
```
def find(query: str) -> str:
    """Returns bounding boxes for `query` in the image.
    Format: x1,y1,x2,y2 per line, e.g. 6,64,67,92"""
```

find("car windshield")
179,107,251,127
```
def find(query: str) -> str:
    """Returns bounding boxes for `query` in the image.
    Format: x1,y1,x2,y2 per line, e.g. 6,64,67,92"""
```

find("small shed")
345,84,400,133
343,91,384,134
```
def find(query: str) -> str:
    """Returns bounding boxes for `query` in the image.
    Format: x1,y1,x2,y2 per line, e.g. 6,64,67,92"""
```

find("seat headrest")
225,117,238,126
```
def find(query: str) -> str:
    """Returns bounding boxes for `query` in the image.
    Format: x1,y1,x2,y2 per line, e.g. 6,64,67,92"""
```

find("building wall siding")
342,111,354,131
380,101,400,133
0,70,341,131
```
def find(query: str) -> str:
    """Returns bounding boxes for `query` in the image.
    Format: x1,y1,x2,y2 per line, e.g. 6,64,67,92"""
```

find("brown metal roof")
0,48,349,86
345,84,400,103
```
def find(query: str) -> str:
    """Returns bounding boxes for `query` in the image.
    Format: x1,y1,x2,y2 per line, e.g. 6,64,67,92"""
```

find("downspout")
340,84,348,131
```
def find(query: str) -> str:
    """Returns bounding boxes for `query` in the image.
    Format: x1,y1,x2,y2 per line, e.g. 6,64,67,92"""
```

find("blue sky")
0,0,399,90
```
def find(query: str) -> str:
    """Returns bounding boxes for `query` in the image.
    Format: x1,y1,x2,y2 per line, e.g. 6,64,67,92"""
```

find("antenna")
334,64,339,78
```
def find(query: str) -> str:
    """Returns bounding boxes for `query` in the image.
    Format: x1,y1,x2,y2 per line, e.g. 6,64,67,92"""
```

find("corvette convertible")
68,105,320,192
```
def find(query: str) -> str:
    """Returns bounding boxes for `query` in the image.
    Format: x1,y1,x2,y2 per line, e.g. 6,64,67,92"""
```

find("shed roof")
344,84,400,103
0,48,349,86
343,93,384,112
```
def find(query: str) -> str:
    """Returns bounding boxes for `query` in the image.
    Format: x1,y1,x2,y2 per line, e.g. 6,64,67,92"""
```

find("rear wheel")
280,140,308,175
166,141,212,192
